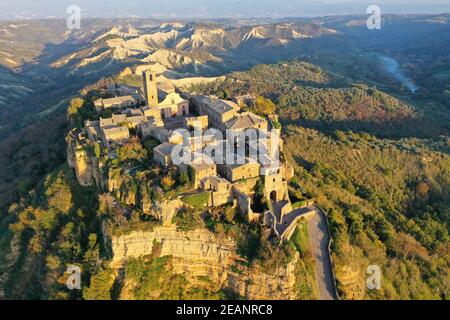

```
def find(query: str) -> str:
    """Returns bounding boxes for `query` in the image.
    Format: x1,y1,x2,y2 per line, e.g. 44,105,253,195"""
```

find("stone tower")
143,71,159,106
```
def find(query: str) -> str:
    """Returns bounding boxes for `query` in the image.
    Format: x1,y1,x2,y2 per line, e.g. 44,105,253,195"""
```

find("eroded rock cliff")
111,225,299,300
66,132,102,187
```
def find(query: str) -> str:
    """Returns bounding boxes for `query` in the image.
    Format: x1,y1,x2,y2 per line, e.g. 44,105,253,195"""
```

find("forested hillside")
191,61,447,138
191,61,450,299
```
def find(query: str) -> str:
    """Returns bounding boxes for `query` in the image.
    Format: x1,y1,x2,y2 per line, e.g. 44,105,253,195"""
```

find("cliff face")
74,149,97,187
107,170,160,216
111,225,299,300
227,255,298,300
111,226,236,269
106,171,184,220
108,171,141,208
0,234,21,298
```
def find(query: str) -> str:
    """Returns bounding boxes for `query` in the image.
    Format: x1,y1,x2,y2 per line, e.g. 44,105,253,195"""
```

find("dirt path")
307,208,338,300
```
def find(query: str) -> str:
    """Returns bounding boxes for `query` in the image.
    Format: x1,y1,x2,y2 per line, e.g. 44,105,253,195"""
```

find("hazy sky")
1,0,449,19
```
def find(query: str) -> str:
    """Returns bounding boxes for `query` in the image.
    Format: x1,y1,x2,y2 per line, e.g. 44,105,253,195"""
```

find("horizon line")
1,12,449,22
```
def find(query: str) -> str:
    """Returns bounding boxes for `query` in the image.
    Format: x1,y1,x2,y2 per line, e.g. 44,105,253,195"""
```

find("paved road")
307,208,338,300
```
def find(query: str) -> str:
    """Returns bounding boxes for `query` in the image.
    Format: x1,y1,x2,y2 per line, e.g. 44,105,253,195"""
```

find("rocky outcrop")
73,149,98,187
0,234,21,298
66,132,102,187
111,226,300,299
107,169,139,207
111,226,236,269
228,254,299,300
106,171,183,220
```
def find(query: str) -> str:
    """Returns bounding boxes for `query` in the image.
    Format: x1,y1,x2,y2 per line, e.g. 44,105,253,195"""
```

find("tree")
82,268,114,300
179,172,190,186
254,96,276,115
67,98,84,122
416,182,430,199
117,142,147,163
161,175,175,191
224,205,236,223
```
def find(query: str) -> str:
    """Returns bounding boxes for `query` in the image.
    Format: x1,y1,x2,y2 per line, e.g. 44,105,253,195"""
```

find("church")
142,71,189,119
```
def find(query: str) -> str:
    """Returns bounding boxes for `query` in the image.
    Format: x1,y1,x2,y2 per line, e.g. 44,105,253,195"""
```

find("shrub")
82,268,115,300
160,176,175,191
172,207,203,232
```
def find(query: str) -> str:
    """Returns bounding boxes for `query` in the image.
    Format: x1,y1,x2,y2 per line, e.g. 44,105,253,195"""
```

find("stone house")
200,176,234,207
183,115,209,131
190,95,240,131
225,112,268,133
84,120,101,142
154,142,178,167
126,115,148,129
138,118,165,140
141,106,162,118
218,157,261,182
181,153,217,189
102,126,130,146
100,114,126,127
94,95,139,112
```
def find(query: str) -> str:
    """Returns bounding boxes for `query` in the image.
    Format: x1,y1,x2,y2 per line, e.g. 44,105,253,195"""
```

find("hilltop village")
67,70,316,242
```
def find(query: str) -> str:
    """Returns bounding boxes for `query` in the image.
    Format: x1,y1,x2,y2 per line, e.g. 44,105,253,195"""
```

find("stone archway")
270,190,277,202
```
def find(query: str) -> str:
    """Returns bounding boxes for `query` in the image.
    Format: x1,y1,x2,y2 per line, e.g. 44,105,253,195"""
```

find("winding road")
307,208,338,300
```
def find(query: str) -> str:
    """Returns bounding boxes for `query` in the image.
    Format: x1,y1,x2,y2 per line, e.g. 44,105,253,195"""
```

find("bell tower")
143,71,159,106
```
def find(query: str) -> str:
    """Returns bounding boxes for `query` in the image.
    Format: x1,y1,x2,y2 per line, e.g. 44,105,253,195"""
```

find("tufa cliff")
66,131,103,188
111,224,299,300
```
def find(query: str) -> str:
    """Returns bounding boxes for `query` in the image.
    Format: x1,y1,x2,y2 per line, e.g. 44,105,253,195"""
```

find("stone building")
154,142,178,167
85,119,130,146
225,112,268,133
142,71,189,119
100,114,127,127
190,95,240,131
181,153,217,189
141,106,162,118
93,95,140,112
218,157,261,183
138,118,165,139
158,91,189,119
183,115,209,131
200,176,234,207
85,120,102,142
102,126,130,146
125,115,148,129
